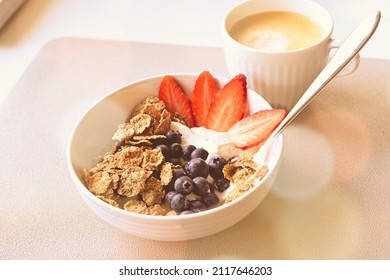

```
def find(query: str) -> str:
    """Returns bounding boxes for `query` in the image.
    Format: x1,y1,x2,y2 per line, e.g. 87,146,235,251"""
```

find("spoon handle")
265,11,381,146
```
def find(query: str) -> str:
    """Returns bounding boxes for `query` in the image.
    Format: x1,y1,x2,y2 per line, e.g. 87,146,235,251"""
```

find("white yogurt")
171,121,243,160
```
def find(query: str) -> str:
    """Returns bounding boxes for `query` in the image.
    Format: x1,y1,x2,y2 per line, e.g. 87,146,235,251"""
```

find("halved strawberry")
191,71,218,127
227,108,287,149
203,74,247,132
159,75,195,127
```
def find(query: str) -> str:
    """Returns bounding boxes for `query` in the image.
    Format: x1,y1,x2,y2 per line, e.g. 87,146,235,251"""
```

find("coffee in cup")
229,11,324,52
223,0,359,110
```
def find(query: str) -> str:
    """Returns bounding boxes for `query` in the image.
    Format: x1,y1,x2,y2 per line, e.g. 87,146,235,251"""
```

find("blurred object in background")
0,0,25,30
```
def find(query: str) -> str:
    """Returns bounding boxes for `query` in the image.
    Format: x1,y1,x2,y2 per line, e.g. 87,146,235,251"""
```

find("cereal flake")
124,200,149,214
112,123,135,142
83,169,114,196
117,166,152,197
133,96,165,116
97,195,120,208
140,177,165,206
154,109,172,135
223,156,269,203
124,139,153,147
165,210,178,216
133,134,166,141
148,204,167,216
97,146,144,170
142,148,164,171
160,162,174,186
171,112,190,127
129,114,152,135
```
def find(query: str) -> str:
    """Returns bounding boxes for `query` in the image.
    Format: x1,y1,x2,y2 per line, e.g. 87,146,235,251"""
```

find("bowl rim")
66,72,283,221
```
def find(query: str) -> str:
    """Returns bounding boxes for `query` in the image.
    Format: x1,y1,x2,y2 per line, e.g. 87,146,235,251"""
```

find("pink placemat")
0,38,389,259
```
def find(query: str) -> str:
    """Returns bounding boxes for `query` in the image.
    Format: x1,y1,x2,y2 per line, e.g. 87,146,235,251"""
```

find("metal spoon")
257,11,381,159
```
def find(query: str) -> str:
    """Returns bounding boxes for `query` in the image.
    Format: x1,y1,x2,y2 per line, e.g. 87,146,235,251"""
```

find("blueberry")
164,191,176,205
170,143,183,158
185,158,209,178
180,210,194,215
214,178,230,192
152,138,168,147
156,144,170,158
170,193,187,212
189,200,206,213
184,198,191,210
182,144,196,161
165,130,182,144
174,176,194,195
203,192,219,207
192,177,210,196
165,183,174,193
208,154,227,179
191,147,209,160
169,157,181,166
172,166,187,180
166,166,186,192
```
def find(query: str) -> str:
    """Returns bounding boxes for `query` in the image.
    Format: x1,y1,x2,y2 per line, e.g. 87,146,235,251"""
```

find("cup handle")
329,38,360,77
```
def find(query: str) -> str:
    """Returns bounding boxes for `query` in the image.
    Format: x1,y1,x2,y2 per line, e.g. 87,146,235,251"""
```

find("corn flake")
171,112,190,127
83,169,114,196
117,166,152,197
223,156,269,203
97,146,144,170
142,148,164,171
129,114,152,135
154,109,171,135
97,195,120,208
165,210,178,216
160,162,174,186
140,177,164,206
125,139,153,146
112,123,135,142
133,135,166,141
148,204,167,216
124,200,149,214
133,96,165,116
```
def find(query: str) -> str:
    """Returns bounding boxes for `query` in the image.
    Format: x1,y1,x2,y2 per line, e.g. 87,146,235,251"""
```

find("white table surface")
1,38,389,260
0,0,389,104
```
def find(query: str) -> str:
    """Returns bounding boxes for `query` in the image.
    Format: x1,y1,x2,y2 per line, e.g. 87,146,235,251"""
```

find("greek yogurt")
171,121,243,160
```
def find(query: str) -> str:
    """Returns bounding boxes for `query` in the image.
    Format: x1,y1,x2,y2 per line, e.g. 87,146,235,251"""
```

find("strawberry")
203,74,247,132
159,75,195,127
227,108,287,149
191,71,218,127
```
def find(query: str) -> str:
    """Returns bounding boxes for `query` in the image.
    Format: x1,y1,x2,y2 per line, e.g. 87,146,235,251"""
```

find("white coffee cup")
223,0,359,110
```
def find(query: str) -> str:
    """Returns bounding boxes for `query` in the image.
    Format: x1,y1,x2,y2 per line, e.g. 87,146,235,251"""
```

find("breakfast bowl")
67,73,283,241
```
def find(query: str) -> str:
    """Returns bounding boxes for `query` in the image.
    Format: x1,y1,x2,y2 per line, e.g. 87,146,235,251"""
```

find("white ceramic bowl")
67,73,283,241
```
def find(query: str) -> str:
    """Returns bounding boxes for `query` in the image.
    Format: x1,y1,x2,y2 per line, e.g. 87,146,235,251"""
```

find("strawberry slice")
191,71,218,127
227,108,287,149
159,75,195,127
203,74,247,132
